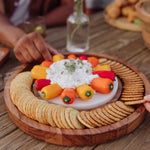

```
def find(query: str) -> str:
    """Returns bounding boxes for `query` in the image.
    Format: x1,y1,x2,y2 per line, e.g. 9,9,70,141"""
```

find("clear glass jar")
66,0,89,52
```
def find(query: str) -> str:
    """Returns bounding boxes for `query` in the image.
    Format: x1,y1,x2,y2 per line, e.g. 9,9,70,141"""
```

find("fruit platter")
4,52,150,146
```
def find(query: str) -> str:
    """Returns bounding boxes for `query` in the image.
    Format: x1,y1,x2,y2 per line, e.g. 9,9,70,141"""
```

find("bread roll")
114,0,128,8
128,0,139,4
127,10,138,22
106,3,121,19
122,6,134,16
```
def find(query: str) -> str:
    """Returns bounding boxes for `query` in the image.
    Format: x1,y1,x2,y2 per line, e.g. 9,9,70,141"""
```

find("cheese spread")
46,59,98,89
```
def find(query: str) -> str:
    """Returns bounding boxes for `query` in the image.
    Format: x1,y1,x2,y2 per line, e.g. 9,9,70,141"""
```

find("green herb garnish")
64,59,76,74
77,59,84,65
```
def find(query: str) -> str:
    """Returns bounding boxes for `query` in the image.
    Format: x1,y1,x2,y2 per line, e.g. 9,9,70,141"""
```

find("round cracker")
115,101,135,112
89,110,107,126
112,103,131,115
107,103,127,117
52,105,63,128
124,99,146,105
60,107,71,129
70,110,85,129
85,111,102,127
102,108,120,122
80,111,96,128
96,108,114,124
46,104,57,127
64,107,75,129
104,105,124,119
121,97,144,101
121,94,143,98
99,58,108,64
77,112,94,129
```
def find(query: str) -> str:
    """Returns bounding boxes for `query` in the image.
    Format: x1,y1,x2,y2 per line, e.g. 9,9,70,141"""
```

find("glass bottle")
66,0,89,52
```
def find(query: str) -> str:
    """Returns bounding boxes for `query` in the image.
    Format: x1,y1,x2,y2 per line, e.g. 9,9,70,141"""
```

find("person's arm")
44,0,74,27
0,2,59,63
0,0,5,14
0,13,26,48
0,0,25,47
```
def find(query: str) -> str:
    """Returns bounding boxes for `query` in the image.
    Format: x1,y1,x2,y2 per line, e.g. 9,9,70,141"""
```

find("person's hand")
13,32,60,63
144,95,150,112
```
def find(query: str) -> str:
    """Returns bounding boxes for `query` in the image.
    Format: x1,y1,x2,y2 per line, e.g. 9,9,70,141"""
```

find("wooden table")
1,11,150,150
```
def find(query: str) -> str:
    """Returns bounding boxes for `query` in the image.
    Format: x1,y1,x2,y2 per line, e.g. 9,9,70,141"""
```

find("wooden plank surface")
1,11,150,149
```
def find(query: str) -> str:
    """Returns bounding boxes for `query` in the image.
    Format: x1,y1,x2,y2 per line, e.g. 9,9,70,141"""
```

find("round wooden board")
104,14,142,32
4,52,150,146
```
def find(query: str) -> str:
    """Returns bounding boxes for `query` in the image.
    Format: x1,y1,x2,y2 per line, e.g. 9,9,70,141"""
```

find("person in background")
85,0,113,14
86,0,113,10
0,0,74,63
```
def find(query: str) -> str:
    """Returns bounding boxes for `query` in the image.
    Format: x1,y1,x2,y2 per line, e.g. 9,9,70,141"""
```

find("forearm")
0,0,5,14
0,13,26,48
44,2,74,27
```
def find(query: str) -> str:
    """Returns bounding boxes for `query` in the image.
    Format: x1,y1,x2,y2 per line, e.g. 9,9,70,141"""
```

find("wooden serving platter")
4,52,150,146
104,14,142,32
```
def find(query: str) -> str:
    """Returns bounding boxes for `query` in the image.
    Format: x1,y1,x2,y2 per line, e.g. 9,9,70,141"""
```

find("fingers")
13,49,28,63
144,95,150,101
144,102,150,112
14,32,61,64
144,95,150,112
28,32,52,61
14,37,34,63
46,43,59,55
21,35,43,62
14,33,44,63
45,42,64,59
17,48,33,63
14,36,42,63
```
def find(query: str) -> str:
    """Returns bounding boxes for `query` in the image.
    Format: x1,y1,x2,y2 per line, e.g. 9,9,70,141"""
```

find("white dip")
46,59,98,89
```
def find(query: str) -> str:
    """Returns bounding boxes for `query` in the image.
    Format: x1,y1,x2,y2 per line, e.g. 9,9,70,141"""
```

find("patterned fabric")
10,0,30,25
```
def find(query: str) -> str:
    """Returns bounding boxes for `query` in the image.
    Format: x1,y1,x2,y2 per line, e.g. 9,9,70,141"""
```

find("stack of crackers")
99,58,145,105
10,58,145,129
